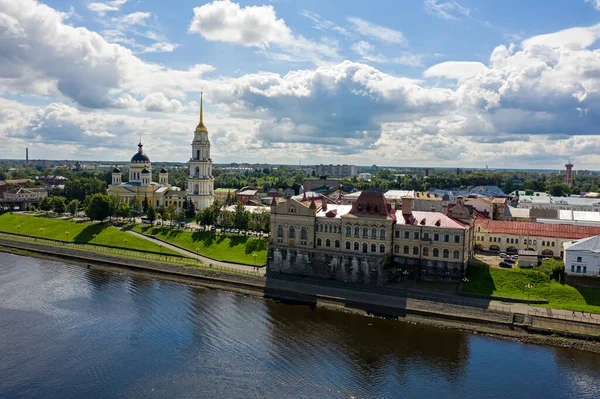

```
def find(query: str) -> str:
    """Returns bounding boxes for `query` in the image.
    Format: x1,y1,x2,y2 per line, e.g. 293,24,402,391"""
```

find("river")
1,252,600,398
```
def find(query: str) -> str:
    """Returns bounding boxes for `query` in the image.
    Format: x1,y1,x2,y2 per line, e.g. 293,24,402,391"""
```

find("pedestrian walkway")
124,229,265,275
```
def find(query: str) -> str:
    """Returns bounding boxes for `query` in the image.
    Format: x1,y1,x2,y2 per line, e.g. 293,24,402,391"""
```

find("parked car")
511,255,519,259
499,252,507,258
499,261,512,268
504,258,515,264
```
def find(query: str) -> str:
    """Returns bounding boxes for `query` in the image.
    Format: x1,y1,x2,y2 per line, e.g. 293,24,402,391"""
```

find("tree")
165,204,177,227
39,196,52,213
51,196,67,214
86,193,112,222
67,199,80,217
64,177,106,202
225,190,232,206
116,202,131,219
130,196,142,216
157,205,166,222
142,194,149,213
185,199,196,219
146,205,156,223
548,183,568,197
233,200,250,229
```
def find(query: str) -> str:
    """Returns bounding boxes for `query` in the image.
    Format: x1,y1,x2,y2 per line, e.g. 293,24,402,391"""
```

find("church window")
197,150,200,160
289,226,295,239
277,225,283,238
371,243,376,252
346,226,351,236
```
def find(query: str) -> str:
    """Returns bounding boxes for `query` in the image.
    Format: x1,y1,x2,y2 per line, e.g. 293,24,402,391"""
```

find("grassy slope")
0,213,178,255
463,265,600,313
132,225,267,265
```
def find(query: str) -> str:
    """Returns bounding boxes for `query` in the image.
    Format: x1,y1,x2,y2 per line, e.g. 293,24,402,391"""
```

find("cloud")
585,0,600,11
300,10,349,36
189,0,338,64
521,23,600,49
88,0,128,16
424,0,470,20
352,41,424,67
423,61,487,80
139,42,179,53
347,17,407,45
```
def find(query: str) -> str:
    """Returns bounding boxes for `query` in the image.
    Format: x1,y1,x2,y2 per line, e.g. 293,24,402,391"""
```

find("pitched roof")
563,235,600,252
476,219,600,239
395,211,468,229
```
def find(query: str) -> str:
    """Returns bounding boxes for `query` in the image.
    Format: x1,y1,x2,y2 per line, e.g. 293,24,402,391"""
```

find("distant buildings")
518,196,600,219
302,177,340,194
0,185,47,210
357,173,372,181
215,188,237,203
314,164,357,178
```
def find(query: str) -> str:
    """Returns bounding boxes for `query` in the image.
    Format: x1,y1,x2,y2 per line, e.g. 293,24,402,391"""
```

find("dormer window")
289,206,296,213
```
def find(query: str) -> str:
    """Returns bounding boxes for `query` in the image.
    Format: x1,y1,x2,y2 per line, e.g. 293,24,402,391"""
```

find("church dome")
141,167,150,174
160,166,168,173
112,166,121,173
131,142,150,163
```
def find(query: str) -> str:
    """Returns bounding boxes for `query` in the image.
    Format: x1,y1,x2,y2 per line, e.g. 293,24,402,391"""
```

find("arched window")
289,206,296,214
354,242,359,251
394,244,400,253
196,149,200,160
414,231,420,240
380,229,386,239
511,238,514,244
362,243,368,253
354,226,360,236
423,247,429,256
333,225,337,233
194,185,199,194
335,239,340,248
317,238,322,246
363,227,369,237
444,234,450,242
277,225,283,238
403,245,409,254
413,246,419,255
542,240,545,246
453,250,460,259
433,248,439,257
346,226,351,235
325,238,331,247
371,243,377,252
551,241,555,246
515,239,519,244
443,249,449,258
289,226,295,239
345,241,351,250
300,227,307,240
371,227,377,238
380,244,385,253
195,166,200,176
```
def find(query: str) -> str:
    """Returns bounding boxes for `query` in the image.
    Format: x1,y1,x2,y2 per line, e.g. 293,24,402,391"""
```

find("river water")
1,252,600,398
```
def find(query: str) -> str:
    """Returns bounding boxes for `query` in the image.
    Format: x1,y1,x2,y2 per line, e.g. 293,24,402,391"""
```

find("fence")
0,233,263,277
525,307,600,325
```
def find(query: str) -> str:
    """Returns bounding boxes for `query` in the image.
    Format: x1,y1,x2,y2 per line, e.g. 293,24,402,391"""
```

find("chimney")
402,196,413,215
456,196,464,206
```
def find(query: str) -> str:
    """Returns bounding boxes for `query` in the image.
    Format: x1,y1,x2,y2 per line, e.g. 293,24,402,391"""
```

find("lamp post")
123,238,128,249
195,247,200,263
38,227,43,239
253,253,257,266
16,225,20,235
65,231,70,243
92,234,97,243
525,283,533,306
159,244,163,258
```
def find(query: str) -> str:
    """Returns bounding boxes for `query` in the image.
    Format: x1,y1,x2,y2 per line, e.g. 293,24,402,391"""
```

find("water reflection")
1,252,600,399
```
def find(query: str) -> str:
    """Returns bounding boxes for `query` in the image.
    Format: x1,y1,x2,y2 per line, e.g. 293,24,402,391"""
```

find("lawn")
0,213,178,255
131,225,267,265
463,265,600,313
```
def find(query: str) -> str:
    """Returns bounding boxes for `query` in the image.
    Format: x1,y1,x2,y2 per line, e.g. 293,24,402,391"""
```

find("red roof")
476,219,600,239
395,211,468,229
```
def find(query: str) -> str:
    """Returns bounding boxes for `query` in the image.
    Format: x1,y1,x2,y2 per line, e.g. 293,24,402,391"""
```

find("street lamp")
38,227,43,239
195,247,200,263
159,244,163,257
525,283,533,306
65,231,70,242
253,253,257,266
92,234,97,243
16,225,20,235
123,238,128,249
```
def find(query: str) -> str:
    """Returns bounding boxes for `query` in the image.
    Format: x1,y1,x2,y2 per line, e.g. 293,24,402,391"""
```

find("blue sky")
2,0,600,168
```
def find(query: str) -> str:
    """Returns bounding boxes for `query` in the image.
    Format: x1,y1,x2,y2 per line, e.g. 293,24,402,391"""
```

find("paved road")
125,229,265,275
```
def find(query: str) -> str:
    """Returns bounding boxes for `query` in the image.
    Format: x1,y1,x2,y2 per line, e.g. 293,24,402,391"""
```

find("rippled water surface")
1,252,600,398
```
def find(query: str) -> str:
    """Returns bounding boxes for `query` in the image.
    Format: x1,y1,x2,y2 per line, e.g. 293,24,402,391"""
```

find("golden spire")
195,92,207,132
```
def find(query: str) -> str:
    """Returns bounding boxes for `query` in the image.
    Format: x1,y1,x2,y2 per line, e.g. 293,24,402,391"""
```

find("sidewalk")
124,229,265,275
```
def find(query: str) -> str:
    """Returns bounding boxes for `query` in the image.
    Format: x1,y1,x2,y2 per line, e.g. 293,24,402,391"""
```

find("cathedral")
107,94,215,212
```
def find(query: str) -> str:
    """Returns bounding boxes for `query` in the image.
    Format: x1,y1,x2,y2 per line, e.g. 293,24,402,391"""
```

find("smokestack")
26,148,28,165
565,162,574,187
402,196,413,215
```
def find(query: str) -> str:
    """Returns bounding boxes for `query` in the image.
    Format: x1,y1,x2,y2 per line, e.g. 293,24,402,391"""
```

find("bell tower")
187,93,215,211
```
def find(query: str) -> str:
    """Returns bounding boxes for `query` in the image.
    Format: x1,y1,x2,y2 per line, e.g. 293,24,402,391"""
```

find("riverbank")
2,239,600,353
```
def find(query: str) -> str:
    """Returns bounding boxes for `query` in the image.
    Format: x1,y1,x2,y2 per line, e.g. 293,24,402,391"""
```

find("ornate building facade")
268,191,474,284
187,93,215,210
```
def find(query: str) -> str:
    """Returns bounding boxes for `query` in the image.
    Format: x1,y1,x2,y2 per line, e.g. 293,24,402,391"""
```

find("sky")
1,0,600,169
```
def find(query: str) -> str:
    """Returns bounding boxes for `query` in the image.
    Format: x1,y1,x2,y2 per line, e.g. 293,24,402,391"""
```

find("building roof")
316,204,353,219
215,188,237,193
384,190,415,199
238,189,258,196
112,167,121,173
563,235,600,253
475,219,600,239
160,166,168,173
396,210,468,229
519,196,600,207
504,206,530,218
141,167,150,174
131,142,150,163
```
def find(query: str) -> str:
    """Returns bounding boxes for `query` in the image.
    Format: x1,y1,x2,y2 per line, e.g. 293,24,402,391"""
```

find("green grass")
0,213,179,255
131,225,267,265
463,265,600,313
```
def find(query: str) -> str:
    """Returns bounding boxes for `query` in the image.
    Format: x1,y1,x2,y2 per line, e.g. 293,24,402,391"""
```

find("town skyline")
2,0,600,168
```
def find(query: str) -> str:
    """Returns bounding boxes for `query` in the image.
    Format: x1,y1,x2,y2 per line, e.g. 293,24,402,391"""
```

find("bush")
537,258,564,281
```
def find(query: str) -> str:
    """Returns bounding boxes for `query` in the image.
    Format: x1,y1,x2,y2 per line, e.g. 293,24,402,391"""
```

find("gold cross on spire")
195,92,207,132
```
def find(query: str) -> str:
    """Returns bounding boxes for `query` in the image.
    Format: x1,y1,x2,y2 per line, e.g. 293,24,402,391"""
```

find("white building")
315,164,357,178
563,235,600,277
518,196,600,213
187,93,215,210
357,173,372,181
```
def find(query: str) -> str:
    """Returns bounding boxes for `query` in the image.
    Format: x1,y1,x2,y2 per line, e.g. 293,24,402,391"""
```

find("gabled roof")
395,211,468,229
564,235,600,252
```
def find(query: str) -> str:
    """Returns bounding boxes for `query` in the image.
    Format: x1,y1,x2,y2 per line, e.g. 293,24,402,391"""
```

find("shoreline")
2,241,600,354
